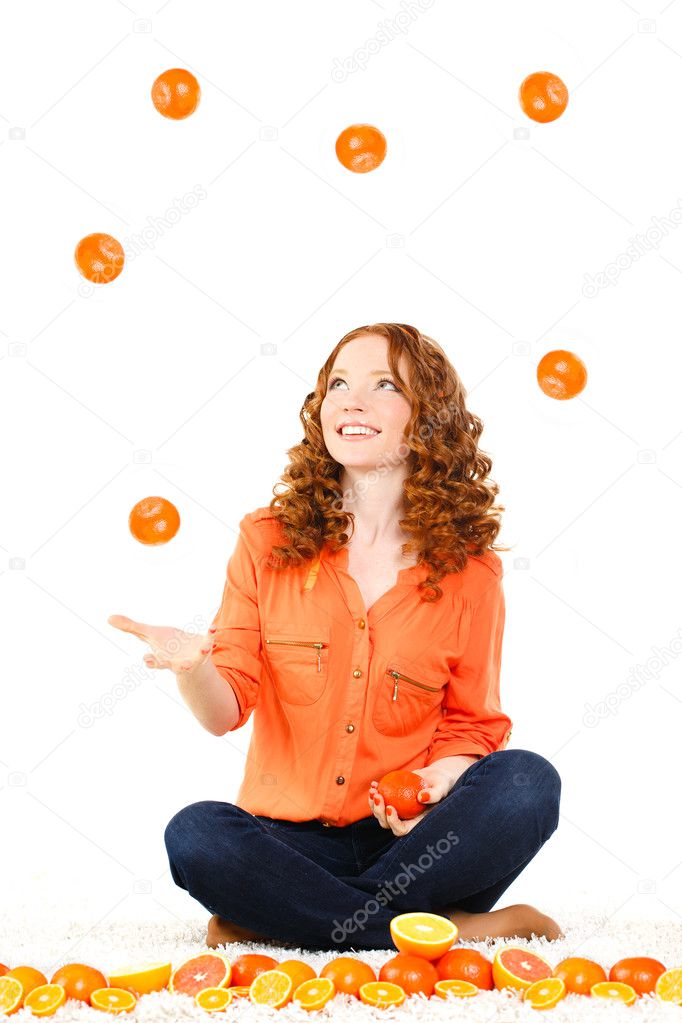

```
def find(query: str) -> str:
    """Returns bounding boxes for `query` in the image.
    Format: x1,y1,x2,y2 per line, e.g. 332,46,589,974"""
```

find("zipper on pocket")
386,668,441,701
265,638,327,673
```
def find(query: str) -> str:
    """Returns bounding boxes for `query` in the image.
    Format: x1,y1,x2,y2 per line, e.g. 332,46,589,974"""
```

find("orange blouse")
210,506,513,827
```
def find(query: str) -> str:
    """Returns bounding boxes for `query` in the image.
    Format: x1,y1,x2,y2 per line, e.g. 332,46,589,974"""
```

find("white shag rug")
2,890,681,1021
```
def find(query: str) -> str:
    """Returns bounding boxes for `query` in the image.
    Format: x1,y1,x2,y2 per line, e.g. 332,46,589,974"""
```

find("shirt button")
352,668,362,678
358,618,366,629
346,723,354,732
336,776,345,785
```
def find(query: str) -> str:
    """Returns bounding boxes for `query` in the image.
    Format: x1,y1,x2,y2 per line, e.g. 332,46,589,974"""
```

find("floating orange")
293,976,336,1010
249,969,293,1008
359,980,405,1007
390,912,458,959
379,952,438,997
106,961,172,996
335,124,387,173
655,968,682,1004
537,350,587,400
5,965,48,1004
169,953,231,996
434,978,478,998
50,962,108,1002
74,233,125,285
277,959,317,991
553,956,606,995
128,496,180,545
378,771,428,820
591,980,637,1004
90,987,137,1013
0,976,23,1015
492,946,553,991
435,947,493,989
151,68,201,119
23,984,66,1017
230,954,278,987
195,986,232,1011
524,976,566,1009
519,71,569,123
319,956,374,997
609,956,666,996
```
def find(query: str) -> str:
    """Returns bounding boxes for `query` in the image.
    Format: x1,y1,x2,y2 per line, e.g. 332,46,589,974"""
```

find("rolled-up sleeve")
209,525,263,732
425,567,513,764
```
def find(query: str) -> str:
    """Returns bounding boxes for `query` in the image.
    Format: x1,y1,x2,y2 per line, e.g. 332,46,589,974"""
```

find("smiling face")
320,335,413,471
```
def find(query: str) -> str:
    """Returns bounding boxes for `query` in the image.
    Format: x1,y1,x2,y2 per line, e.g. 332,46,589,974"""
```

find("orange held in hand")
74,233,125,285
377,770,427,819
519,71,569,123
151,68,201,119
335,124,387,173
128,497,180,546
537,349,588,400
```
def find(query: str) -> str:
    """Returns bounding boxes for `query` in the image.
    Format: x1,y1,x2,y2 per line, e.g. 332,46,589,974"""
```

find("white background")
1,0,681,939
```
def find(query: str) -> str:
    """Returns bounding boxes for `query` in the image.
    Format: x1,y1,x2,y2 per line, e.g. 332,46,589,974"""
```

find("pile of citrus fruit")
1,912,681,1014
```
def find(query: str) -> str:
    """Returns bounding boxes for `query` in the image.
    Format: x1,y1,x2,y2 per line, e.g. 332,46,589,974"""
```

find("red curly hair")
266,322,510,603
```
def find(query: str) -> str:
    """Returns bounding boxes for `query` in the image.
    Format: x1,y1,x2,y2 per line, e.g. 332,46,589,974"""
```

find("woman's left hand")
368,764,457,836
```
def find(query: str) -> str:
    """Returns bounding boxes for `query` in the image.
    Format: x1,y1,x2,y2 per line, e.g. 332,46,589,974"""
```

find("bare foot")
206,913,270,948
442,903,565,942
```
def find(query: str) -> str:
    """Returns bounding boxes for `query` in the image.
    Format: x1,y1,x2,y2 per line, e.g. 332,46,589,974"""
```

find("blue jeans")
164,748,560,952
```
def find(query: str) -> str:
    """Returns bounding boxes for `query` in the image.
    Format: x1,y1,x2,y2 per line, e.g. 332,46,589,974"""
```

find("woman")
109,322,563,952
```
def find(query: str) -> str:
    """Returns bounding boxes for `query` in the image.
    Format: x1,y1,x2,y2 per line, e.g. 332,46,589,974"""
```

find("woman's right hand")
108,614,214,676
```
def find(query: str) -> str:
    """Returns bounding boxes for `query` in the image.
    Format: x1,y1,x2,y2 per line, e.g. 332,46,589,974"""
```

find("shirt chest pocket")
372,654,449,738
263,621,331,706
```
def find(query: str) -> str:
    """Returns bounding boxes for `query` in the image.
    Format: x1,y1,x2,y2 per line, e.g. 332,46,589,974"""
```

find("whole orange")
335,124,387,173
277,960,317,991
74,233,125,285
5,966,48,1004
229,954,279,987
537,350,587,400
377,771,427,819
320,957,375,997
518,71,569,123
435,948,493,990
50,963,108,1003
151,68,201,119
554,957,607,995
0,964,9,976
379,953,438,997
128,496,180,545
609,957,666,996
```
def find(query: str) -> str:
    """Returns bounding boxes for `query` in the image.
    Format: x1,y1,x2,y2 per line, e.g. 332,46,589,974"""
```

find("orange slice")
107,961,172,995
0,975,25,1015
390,912,458,960
359,980,405,1007
169,952,231,996
591,980,637,1004
655,968,682,1004
524,976,566,1009
293,976,336,1010
23,984,66,1016
195,986,233,1011
227,985,251,998
249,969,293,1008
493,946,554,991
90,987,137,1013
434,978,478,998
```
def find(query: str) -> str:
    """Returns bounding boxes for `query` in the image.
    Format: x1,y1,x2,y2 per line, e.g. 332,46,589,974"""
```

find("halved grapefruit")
492,946,553,991
169,953,231,996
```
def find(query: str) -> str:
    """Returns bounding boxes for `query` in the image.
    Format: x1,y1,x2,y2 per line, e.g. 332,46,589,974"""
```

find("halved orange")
23,984,66,1016
293,976,336,1010
169,952,231,996
195,986,233,1011
107,961,172,996
249,969,293,1008
590,980,637,1004
0,976,24,1015
90,987,137,1013
359,980,405,1007
524,976,566,1009
434,978,478,998
493,946,553,991
655,968,682,1004
390,912,458,960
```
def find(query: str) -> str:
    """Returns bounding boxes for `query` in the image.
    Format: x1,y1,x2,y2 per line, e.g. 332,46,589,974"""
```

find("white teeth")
340,426,379,436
